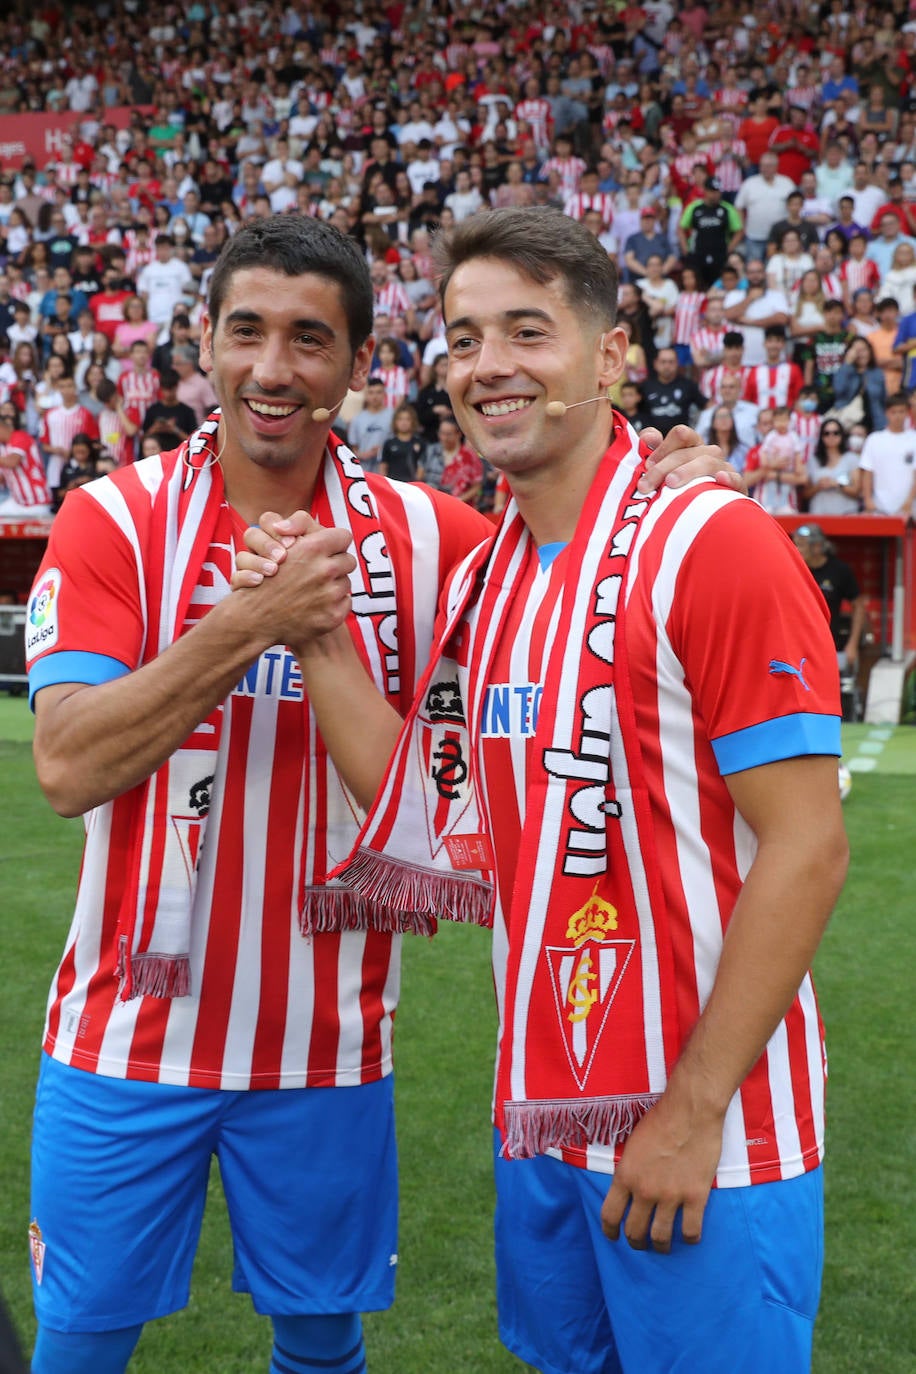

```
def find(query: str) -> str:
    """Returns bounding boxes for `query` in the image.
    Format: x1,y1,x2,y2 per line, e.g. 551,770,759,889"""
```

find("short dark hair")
207,213,374,354
723,331,744,348
432,207,619,328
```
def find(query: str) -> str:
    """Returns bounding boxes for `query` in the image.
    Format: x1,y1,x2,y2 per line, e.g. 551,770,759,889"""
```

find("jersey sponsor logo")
546,885,635,1089
235,647,304,701
25,566,62,659
29,1219,46,1285
768,656,810,691
480,681,542,737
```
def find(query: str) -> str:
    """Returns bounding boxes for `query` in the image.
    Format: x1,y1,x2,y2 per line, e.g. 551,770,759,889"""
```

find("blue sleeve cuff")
28,651,132,709
712,713,842,775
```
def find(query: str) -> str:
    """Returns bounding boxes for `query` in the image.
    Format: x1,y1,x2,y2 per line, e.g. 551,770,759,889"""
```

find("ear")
198,310,214,374
597,325,627,391
349,334,375,392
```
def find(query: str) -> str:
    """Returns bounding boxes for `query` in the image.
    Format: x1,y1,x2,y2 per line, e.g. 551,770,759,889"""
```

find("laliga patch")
29,1219,46,1285
25,567,62,660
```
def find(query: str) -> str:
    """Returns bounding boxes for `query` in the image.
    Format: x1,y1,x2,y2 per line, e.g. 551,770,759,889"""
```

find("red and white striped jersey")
700,363,750,402
373,364,411,409
472,453,837,1186
704,138,747,194
745,361,804,410
39,403,99,457
0,429,51,506
840,256,881,298
691,323,727,365
540,155,587,200
673,290,707,346
98,402,141,466
818,270,843,302
791,410,822,465
564,190,615,226
27,451,491,1089
373,280,412,321
515,97,553,150
118,365,161,422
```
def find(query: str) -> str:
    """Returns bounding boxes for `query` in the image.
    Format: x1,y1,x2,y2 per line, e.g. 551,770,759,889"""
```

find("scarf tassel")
317,848,493,935
117,936,192,1001
502,1093,661,1160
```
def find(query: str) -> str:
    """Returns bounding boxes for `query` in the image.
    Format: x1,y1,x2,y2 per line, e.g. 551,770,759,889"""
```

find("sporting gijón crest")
546,884,635,1090
417,675,475,853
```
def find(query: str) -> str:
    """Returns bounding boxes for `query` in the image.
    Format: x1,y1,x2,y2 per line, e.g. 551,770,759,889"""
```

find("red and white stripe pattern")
515,97,553,151
39,404,99,457
673,290,707,347
791,410,822,465
564,190,615,226
28,444,491,1089
540,155,587,199
691,323,727,365
705,138,747,194
477,455,833,1185
840,256,881,297
745,361,804,410
373,280,412,321
700,363,750,402
118,366,161,422
373,364,411,409
0,429,51,506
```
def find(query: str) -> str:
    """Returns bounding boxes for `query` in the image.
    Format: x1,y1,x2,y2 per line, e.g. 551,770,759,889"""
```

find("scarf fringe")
334,847,493,933
117,937,192,1001
502,1094,661,1160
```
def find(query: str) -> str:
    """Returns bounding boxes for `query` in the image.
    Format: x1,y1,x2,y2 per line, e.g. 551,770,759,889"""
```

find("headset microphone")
311,397,348,422
545,395,611,418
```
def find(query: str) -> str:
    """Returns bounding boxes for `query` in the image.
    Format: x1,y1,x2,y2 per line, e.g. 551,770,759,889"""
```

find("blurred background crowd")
1,0,916,528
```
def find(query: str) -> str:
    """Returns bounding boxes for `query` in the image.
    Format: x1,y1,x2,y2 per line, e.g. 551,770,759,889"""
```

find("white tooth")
249,401,296,417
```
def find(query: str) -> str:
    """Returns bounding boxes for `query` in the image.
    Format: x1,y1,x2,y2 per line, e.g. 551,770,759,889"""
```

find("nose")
250,335,295,392
471,330,515,382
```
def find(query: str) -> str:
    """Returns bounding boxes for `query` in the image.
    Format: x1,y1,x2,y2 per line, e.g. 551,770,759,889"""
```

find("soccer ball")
838,762,852,802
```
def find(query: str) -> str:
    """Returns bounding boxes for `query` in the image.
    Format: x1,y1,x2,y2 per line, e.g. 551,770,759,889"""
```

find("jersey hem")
43,1038,394,1090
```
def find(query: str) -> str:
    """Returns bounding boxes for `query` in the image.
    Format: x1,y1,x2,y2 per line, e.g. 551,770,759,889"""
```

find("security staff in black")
679,178,740,289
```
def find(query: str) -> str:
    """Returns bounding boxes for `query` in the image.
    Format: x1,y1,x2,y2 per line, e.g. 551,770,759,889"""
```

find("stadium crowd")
2,0,916,524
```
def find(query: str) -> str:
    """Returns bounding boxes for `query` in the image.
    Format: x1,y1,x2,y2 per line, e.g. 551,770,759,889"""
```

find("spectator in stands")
379,403,426,482
707,404,749,473
859,393,916,516
805,420,862,517
735,152,795,263
746,403,807,513
724,256,790,366
172,344,217,425
52,431,99,511
791,525,868,679
0,404,52,517
830,337,887,431
343,377,394,474
698,371,759,449
622,205,677,283
95,378,141,467
641,347,705,435
112,296,160,360
142,368,198,444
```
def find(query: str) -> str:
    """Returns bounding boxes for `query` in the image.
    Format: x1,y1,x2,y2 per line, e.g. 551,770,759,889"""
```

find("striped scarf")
331,421,682,1158
116,414,402,998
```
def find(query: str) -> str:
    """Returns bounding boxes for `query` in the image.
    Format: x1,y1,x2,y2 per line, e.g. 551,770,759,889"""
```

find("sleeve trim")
712,713,842,776
29,651,132,709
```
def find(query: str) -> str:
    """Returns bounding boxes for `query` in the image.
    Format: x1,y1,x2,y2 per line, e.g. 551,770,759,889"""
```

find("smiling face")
443,257,623,481
198,267,372,478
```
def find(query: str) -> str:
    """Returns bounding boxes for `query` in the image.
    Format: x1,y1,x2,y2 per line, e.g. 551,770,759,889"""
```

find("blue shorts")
494,1134,823,1374
30,1054,398,1332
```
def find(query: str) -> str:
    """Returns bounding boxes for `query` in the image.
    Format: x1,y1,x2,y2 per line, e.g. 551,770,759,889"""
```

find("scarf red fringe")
502,1094,661,1160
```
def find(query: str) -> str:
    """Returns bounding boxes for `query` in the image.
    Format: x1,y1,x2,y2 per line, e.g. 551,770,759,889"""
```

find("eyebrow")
222,308,336,341
445,306,555,334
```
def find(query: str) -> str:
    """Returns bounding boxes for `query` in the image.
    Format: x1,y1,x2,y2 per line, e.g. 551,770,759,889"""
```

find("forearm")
667,824,847,1118
296,625,403,811
33,595,275,816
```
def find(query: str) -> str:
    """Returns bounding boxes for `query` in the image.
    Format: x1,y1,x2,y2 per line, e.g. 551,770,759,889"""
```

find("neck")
511,419,614,546
219,423,329,527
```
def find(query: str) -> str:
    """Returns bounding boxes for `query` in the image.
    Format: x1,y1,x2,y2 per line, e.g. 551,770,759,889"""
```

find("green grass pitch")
1,698,912,1371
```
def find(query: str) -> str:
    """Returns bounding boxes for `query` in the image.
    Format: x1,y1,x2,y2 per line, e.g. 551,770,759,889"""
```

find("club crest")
546,884,634,1090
